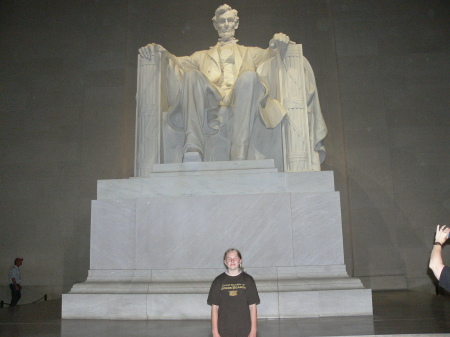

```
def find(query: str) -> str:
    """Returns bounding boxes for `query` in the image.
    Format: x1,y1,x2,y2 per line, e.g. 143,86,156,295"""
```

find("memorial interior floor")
0,290,449,337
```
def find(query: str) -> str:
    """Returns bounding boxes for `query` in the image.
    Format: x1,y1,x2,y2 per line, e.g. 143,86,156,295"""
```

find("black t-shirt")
207,272,260,337
439,265,450,292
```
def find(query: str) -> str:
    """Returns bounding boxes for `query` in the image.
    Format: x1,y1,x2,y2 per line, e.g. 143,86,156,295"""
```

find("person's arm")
10,268,22,290
12,277,18,289
211,304,221,337
429,225,449,280
12,278,21,290
248,304,257,337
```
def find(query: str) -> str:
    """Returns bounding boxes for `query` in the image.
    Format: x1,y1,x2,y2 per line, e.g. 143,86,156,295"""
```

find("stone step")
68,276,366,294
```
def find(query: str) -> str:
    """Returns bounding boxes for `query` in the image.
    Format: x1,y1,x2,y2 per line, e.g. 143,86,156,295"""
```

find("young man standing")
9,258,23,306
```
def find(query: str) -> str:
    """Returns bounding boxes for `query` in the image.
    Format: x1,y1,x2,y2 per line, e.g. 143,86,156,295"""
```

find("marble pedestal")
62,160,372,319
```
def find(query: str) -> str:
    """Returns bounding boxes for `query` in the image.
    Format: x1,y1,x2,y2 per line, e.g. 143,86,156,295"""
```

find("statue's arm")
251,33,291,68
138,44,204,108
138,43,192,107
139,43,200,70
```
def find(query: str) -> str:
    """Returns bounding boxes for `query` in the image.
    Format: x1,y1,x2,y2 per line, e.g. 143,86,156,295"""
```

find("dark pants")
9,284,21,306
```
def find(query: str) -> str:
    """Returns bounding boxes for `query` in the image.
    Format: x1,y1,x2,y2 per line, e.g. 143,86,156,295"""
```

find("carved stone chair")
135,44,327,177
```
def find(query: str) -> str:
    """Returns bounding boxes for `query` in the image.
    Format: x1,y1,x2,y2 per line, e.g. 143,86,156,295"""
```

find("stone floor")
0,290,449,336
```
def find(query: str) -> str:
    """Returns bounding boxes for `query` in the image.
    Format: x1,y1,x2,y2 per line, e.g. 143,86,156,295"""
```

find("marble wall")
332,0,450,290
0,0,448,304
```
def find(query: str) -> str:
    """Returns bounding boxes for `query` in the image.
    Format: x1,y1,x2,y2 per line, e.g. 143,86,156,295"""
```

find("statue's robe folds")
165,43,281,133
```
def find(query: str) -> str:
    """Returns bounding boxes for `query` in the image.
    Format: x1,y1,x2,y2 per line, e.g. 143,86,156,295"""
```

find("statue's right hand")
139,43,167,60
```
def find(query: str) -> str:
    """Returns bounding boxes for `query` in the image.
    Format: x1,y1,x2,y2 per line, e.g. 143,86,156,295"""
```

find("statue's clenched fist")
269,33,291,58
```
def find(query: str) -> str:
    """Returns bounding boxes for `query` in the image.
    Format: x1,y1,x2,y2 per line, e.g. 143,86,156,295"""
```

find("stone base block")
62,162,373,320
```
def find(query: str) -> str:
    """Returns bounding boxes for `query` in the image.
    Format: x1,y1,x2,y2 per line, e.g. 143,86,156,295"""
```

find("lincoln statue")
136,4,327,171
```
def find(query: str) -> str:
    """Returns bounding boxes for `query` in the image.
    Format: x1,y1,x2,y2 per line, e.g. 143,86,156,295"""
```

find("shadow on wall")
346,171,408,290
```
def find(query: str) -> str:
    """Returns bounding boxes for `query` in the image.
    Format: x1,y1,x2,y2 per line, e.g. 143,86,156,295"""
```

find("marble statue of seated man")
139,4,291,162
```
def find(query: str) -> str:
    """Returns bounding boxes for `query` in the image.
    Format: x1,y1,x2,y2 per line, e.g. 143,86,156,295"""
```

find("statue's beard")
218,28,235,40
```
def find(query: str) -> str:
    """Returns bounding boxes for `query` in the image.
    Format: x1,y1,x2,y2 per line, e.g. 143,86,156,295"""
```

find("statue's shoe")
182,152,202,163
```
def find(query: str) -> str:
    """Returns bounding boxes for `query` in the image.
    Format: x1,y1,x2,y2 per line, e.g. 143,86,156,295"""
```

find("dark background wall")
1,0,448,302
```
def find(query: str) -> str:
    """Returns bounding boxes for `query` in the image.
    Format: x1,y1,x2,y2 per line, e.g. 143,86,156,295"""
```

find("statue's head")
212,4,239,40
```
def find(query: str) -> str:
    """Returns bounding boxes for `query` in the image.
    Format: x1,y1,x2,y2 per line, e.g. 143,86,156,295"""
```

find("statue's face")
216,10,238,39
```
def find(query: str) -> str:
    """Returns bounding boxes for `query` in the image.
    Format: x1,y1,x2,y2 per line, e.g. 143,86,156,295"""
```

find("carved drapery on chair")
278,44,326,172
135,44,327,177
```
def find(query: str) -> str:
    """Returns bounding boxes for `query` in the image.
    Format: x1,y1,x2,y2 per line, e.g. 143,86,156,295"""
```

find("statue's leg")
181,69,211,161
230,71,265,160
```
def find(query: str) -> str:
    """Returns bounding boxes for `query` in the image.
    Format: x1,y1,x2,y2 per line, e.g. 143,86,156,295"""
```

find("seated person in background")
429,225,450,292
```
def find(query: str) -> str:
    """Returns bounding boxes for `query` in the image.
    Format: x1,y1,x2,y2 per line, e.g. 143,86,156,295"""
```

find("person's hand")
138,43,167,61
269,32,290,58
248,330,257,337
434,225,449,245
212,332,221,337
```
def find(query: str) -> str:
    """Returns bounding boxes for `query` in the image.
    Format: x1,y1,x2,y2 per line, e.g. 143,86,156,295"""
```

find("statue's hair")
212,4,239,30
223,248,245,272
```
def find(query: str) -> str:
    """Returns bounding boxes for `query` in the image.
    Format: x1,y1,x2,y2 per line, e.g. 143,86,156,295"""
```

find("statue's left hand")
269,33,290,58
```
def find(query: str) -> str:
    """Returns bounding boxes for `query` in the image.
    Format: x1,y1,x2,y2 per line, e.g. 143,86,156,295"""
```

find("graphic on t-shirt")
221,283,247,290
221,283,247,296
